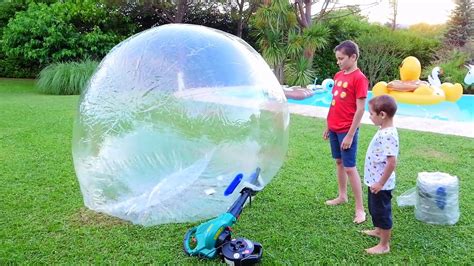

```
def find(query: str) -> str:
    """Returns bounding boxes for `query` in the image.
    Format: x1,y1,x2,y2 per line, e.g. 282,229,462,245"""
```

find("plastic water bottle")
435,187,447,210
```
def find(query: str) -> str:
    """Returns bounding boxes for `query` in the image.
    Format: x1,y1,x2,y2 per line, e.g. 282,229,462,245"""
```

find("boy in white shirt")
362,95,399,254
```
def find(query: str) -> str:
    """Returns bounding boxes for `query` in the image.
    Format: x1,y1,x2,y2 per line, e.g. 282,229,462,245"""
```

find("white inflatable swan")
464,64,474,85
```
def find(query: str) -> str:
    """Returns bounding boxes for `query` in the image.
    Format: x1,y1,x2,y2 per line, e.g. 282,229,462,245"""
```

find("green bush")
36,60,98,95
357,27,441,87
1,1,132,77
424,48,473,94
0,2,27,35
0,1,28,78
0,54,36,78
312,11,373,80
312,11,441,86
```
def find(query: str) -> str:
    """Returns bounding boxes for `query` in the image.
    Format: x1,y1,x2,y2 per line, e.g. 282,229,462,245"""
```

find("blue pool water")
287,91,474,122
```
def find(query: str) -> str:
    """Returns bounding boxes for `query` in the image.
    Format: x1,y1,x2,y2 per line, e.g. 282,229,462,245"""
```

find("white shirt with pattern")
364,127,399,190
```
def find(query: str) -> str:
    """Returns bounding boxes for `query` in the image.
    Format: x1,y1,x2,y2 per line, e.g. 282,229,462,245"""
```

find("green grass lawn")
1,78,473,264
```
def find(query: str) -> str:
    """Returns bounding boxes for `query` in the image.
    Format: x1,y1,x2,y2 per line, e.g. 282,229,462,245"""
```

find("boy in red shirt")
323,40,368,224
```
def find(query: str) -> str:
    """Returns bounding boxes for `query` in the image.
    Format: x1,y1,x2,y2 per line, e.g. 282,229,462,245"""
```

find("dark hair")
334,40,360,59
369,95,397,118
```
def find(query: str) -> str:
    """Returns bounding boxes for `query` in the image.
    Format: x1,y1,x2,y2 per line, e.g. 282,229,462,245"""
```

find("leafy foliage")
252,0,298,84
357,27,440,86
36,60,98,95
444,0,473,48
1,1,133,77
103,1,250,42
252,0,329,86
425,49,473,94
313,10,442,87
0,1,28,77
408,23,446,40
0,1,26,35
285,56,315,85
312,10,373,80
356,31,406,86
1,1,255,78
103,1,173,31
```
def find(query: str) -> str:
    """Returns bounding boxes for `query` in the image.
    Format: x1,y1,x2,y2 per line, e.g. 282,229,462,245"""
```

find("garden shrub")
36,60,98,95
312,11,373,80
357,27,441,87
0,1,28,78
312,11,441,87
0,2,27,34
408,23,446,40
0,54,36,78
1,1,251,78
1,1,132,77
425,48,473,94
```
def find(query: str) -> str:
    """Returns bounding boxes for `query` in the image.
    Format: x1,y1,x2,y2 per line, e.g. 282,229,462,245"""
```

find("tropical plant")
36,60,99,95
285,56,315,85
252,0,329,86
253,0,296,84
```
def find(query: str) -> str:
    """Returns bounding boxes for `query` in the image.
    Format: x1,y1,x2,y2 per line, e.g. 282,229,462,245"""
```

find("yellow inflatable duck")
372,56,463,105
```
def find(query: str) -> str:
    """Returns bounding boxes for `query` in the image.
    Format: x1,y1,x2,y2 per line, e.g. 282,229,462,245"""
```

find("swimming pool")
287,91,474,122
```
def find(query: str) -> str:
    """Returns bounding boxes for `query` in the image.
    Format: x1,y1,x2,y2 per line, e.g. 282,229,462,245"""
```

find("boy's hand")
323,128,329,140
370,183,384,194
341,134,353,150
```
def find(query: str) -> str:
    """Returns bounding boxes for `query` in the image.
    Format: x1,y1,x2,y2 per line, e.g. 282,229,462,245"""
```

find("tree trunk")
235,0,261,38
175,0,188,23
236,0,245,37
295,0,317,65
274,63,285,84
237,21,244,38
389,0,398,30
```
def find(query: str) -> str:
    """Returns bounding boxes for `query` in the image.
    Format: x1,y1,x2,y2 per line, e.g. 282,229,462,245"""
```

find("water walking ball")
72,24,289,225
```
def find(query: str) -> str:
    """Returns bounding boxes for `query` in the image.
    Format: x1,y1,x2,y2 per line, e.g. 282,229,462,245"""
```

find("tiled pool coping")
288,103,474,138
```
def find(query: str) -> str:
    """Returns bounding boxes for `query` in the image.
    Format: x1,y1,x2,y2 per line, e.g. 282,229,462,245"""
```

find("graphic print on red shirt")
327,69,368,133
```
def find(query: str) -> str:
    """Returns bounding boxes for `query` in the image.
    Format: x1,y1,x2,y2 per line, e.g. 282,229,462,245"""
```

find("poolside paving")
288,103,474,138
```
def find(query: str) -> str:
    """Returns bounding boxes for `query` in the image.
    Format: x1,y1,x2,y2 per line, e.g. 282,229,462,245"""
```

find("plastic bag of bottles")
415,172,460,225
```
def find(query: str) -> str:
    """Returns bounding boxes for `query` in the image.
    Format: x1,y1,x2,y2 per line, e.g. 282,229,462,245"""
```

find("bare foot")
361,229,380,238
353,211,366,224
365,244,390,254
325,197,348,206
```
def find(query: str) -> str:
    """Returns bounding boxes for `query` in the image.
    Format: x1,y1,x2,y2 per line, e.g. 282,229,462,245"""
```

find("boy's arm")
341,98,366,149
370,156,397,194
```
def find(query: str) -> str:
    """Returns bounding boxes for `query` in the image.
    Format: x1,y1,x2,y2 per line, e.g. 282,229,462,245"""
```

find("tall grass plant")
36,60,98,95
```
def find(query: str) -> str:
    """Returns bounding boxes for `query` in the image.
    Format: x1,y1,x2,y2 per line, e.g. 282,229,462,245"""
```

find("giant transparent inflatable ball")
72,24,289,225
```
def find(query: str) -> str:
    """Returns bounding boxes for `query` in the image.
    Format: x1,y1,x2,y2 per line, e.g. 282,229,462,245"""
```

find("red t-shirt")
327,69,368,133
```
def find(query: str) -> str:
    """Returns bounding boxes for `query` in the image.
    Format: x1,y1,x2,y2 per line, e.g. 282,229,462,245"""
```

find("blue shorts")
368,189,393,230
329,129,359,167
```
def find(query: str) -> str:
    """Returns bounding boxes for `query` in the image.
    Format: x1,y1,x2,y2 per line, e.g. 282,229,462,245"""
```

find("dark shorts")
368,189,393,230
329,129,358,167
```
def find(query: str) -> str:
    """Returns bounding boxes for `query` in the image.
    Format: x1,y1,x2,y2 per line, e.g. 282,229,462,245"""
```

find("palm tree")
253,0,296,84
253,0,329,86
